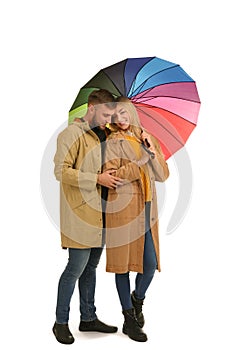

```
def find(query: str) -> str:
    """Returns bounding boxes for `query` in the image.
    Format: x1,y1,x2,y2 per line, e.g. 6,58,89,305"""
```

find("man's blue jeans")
55,247,103,324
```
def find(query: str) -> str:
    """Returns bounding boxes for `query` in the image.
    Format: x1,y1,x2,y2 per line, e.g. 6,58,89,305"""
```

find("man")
53,89,123,344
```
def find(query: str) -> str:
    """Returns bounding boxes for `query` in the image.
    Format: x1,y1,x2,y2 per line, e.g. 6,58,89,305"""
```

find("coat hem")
106,265,143,274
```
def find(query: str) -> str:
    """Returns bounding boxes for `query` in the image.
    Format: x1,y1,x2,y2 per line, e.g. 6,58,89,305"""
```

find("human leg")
115,272,132,310
53,248,91,344
134,230,157,300
78,247,118,333
132,230,157,327
115,272,147,342
55,248,91,324
78,247,103,321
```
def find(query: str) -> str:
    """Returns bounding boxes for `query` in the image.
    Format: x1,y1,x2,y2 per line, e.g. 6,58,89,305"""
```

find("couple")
53,89,169,344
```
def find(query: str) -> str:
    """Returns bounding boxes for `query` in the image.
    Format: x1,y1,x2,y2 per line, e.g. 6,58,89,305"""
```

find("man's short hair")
88,89,116,109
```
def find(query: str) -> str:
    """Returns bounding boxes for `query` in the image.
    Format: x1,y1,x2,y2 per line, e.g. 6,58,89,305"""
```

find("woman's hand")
141,131,156,154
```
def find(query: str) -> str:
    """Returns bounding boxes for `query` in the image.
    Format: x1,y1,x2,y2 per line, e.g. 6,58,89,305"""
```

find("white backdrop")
1,1,232,349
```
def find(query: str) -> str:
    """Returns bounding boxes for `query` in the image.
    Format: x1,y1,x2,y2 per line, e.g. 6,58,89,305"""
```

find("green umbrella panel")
68,66,125,123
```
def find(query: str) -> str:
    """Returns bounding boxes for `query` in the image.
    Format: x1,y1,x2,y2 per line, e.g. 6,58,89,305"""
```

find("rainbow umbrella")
69,56,201,159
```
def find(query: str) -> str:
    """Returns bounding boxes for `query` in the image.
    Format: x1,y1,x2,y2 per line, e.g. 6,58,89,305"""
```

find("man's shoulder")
55,124,82,149
58,121,86,139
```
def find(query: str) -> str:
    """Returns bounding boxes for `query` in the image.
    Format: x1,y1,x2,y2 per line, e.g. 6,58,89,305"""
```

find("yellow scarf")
124,134,152,202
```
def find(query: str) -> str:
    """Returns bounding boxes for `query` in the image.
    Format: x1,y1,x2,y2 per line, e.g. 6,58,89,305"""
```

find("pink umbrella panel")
131,81,200,159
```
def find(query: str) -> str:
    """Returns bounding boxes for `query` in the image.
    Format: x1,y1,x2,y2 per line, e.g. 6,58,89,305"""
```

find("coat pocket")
115,181,141,194
62,184,100,210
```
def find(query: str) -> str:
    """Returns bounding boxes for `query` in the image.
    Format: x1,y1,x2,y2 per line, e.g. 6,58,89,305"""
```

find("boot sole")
122,327,147,342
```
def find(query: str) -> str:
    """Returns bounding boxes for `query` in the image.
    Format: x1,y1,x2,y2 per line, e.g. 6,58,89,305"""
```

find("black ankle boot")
131,291,145,327
52,322,74,344
122,308,147,342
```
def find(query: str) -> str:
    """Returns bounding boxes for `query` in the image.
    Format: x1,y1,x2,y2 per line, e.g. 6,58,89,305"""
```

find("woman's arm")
141,131,169,182
149,136,170,182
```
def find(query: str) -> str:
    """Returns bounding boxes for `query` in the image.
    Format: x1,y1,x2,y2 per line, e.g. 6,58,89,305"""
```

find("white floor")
7,220,231,350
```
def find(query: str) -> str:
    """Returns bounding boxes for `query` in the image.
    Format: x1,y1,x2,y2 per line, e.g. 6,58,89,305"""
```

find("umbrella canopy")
69,57,201,159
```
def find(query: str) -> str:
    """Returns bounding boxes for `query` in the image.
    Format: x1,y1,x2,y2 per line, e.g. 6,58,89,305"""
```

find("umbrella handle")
144,138,150,148
140,129,152,149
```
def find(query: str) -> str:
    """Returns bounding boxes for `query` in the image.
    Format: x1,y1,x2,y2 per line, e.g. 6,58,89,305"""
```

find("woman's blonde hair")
110,97,143,142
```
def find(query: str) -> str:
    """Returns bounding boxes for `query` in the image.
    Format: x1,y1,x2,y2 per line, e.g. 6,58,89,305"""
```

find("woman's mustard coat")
103,132,169,273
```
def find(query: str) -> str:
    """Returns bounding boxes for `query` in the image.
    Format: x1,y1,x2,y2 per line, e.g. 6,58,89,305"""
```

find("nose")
105,116,112,124
116,114,123,122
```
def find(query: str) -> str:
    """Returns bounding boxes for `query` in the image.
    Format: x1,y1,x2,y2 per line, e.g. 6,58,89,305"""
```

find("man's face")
92,104,115,130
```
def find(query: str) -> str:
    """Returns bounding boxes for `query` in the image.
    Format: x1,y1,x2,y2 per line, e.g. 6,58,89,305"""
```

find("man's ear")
88,104,95,114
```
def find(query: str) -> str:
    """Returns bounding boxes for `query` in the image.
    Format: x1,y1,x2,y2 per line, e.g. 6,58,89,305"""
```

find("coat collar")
72,118,91,132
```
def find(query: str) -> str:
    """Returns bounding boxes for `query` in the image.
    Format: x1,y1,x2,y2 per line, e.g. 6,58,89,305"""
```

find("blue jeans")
115,230,157,310
55,247,103,324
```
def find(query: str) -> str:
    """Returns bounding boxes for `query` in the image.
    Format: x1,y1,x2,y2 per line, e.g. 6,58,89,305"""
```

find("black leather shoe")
79,318,118,333
52,322,75,344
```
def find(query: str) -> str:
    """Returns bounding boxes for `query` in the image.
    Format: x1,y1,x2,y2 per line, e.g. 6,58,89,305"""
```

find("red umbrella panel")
69,57,201,159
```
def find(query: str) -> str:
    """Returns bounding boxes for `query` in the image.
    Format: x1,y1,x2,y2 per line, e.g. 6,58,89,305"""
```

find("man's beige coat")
54,120,104,248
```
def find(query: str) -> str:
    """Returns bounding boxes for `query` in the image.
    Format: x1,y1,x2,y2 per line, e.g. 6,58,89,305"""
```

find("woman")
103,97,169,342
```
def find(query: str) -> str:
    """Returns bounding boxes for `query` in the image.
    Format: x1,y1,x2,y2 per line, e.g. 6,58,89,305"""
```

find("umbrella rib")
132,82,200,103
136,105,195,146
85,70,123,96
134,95,201,104
126,57,155,97
123,59,128,95
100,70,124,95
130,64,180,97
137,103,198,126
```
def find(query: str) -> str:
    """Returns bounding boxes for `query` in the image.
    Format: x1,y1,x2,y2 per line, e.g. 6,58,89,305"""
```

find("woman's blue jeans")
55,247,103,324
115,230,157,310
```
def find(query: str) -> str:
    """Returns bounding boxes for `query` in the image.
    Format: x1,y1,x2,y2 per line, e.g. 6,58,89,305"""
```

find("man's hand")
97,170,124,189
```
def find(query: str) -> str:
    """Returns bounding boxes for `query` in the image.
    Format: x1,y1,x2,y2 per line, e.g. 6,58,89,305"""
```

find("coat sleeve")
54,127,98,190
149,136,169,182
103,139,141,182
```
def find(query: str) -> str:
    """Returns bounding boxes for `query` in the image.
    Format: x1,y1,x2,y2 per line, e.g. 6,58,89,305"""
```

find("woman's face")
114,104,130,130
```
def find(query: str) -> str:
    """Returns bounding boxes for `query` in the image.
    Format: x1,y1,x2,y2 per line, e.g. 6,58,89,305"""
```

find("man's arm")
97,170,123,189
54,128,98,191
